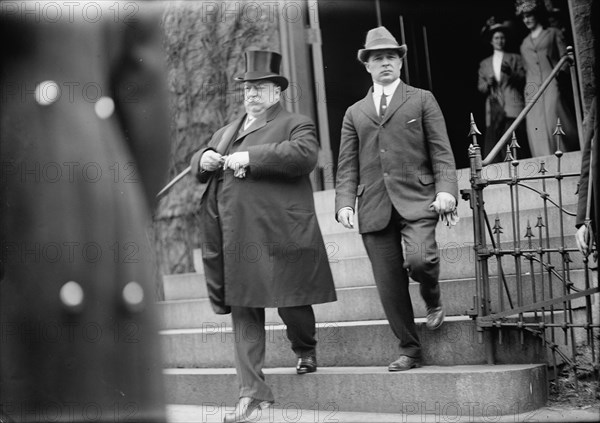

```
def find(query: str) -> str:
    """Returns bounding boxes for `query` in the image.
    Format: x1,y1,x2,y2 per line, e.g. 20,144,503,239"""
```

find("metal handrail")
482,48,574,166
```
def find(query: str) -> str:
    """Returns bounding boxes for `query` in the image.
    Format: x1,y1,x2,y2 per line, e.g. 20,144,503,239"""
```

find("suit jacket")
335,81,458,233
576,99,597,231
477,52,526,126
190,103,336,309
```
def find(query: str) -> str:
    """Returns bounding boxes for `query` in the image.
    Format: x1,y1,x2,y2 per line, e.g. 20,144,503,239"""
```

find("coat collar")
359,79,411,125
529,27,551,47
235,102,283,141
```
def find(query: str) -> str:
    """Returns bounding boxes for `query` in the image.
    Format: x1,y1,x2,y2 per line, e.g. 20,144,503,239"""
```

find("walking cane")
155,118,242,200
156,166,191,199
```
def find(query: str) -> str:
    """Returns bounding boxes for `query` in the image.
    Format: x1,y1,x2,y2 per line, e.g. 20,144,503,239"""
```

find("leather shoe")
426,306,445,330
223,397,273,423
388,355,421,372
296,355,317,374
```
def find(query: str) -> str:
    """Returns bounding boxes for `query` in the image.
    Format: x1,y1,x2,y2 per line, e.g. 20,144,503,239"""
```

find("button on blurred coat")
0,3,170,422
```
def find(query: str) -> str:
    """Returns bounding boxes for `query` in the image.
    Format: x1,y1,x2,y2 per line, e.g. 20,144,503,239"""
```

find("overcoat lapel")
359,88,379,124
215,117,245,153
359,81,412,125
530,28,550,49
233,102,283,143
234,114,266,142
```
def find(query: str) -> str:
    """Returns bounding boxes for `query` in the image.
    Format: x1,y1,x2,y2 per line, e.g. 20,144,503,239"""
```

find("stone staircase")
158,152,584,417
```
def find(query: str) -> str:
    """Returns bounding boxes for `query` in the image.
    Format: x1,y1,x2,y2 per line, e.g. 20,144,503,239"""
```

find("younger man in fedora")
335,27,458,371
190,49,336,422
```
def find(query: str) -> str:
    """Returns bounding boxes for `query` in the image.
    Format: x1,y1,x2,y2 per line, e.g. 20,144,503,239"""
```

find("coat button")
35,80,60,106
95,96,115,119
123,281,145,312
59,281,84,312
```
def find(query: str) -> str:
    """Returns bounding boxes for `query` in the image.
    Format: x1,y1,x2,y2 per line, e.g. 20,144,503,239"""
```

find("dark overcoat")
191,103,336,310
335,81,458,234
0,4,168,421
520,27,578,155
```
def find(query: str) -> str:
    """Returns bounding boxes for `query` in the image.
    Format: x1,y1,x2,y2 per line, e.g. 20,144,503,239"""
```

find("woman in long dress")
517,0,579,156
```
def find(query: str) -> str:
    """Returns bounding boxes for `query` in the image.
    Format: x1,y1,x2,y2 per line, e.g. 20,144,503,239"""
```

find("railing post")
467,114,494,364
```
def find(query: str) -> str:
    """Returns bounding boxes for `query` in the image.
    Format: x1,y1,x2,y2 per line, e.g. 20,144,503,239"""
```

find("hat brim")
234,73,289,91
357,44,407,63
484,23,511,39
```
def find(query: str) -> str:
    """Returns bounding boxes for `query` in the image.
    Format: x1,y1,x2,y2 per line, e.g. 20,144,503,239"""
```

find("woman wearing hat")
477,18,529,162
516,0,579,156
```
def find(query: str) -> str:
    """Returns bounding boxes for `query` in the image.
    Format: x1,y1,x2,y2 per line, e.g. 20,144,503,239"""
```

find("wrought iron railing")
463,46,599,393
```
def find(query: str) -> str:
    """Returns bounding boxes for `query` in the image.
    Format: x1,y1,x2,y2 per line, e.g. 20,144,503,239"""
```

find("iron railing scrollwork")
464,46,599,393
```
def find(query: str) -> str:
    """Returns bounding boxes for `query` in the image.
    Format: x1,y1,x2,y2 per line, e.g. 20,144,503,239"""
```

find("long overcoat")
191,103,336,310
335,81,458,234
520,26,578,156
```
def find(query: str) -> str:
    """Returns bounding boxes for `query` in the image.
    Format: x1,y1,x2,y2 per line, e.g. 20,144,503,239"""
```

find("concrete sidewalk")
167,403,599,423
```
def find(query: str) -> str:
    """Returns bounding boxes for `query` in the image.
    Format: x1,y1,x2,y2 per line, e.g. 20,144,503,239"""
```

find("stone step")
190,210,581,280
312,152,581,217
190,244,579,287
165,403,600,423
316,204,578,248
158,269,589,328
174,239,585,302
160,317,548,369
163,273,206,300
163,364,547,415
315,188,579,239
323,235,581,280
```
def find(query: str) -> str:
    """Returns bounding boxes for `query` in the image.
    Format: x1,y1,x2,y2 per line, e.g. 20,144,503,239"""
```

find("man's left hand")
429,192,456,214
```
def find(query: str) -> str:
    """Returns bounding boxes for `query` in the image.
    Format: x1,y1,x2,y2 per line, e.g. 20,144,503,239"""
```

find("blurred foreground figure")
1,2,169,422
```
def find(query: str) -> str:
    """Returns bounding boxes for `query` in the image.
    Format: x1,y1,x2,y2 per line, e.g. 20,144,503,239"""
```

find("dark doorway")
318,0,572,172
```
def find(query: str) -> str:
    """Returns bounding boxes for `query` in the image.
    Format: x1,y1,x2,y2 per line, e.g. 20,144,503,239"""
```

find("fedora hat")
357,26,407,63
234,50,289,91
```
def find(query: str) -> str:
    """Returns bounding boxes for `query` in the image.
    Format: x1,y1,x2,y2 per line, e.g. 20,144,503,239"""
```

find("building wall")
568,0,596,117
152,0,282,285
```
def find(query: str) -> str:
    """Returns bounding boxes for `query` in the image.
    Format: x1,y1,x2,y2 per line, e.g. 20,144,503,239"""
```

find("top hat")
234,50,289,91
357,26,407,63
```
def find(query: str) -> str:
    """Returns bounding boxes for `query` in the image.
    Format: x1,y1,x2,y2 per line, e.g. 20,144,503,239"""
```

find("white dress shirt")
243,115,256,130
492,50,504,82
372,78,401,116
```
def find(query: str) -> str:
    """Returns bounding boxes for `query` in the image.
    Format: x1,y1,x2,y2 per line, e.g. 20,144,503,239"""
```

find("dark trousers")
361,208,441,358
231,305,316,401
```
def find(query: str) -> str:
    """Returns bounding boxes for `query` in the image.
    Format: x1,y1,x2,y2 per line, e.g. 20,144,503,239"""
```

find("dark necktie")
379,93,388,120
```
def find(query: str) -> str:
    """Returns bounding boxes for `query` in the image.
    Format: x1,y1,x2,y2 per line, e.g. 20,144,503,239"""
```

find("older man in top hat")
189,49,336,422
335,27,458,371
